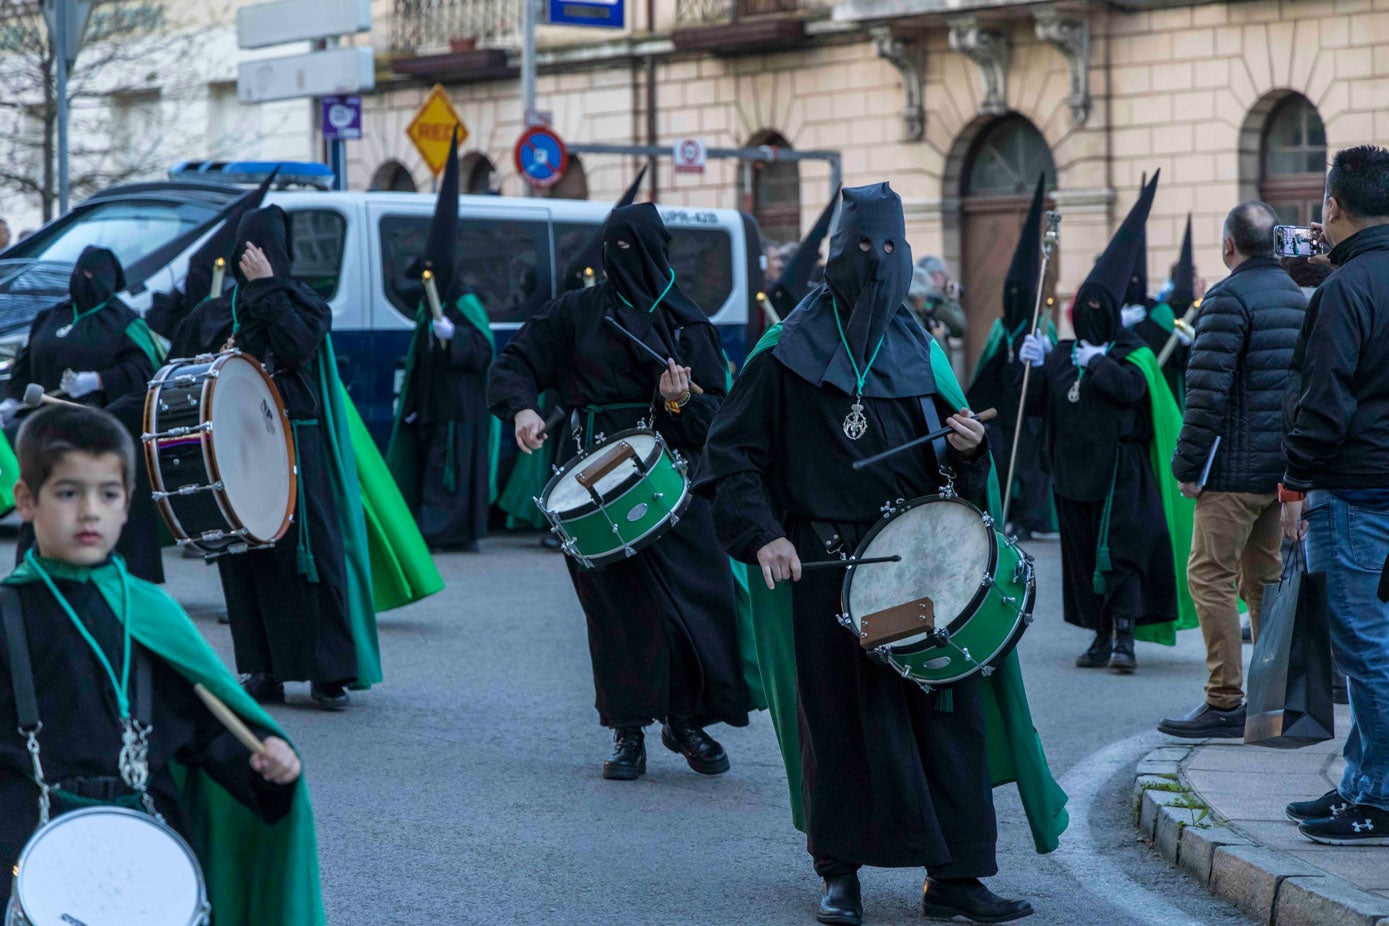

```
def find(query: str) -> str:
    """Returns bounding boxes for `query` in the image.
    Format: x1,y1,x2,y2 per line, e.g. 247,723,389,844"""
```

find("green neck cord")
1071,341,1112,383
229,283,240,335
70,298,112,326
25,549,134,720
830,294,889,396
615,270,677,314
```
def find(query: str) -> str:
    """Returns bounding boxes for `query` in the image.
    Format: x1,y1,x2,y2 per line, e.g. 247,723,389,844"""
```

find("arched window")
748,130,800,246
1260,95,1327,225
459,152,497,194
541,154,589,200
962,114,1055,197
368,160,417,192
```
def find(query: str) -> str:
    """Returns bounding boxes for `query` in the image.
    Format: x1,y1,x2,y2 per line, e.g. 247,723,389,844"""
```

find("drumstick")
194,683,266,755
22,383,82,410
801,555,902,570
603,317,705,395
850,408,997,471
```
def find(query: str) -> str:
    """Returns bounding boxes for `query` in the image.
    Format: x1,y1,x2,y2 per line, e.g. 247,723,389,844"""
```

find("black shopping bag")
1244,541,1334,748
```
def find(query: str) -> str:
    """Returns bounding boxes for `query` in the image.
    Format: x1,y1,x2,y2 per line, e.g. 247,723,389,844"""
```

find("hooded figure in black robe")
965,175,1056,537
3,247,165,582
488,203,749,778
766,192,836,321
169,207,359,710
696,184,1034,925
1121,183,1192,402
1017,173,1178,671
387,131,496,551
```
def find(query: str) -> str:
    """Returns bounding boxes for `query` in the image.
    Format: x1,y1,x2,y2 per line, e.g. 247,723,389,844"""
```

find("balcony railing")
674,0,827,26
391,0,519,55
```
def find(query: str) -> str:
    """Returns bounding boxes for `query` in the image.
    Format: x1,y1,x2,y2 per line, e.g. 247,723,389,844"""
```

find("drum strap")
917,396,951,482
0,585,39,732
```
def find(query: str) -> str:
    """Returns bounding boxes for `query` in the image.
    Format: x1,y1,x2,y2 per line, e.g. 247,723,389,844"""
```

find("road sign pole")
55,0,70,215
521,0,537,197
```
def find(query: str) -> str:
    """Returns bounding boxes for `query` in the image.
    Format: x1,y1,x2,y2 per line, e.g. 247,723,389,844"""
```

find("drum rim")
13,805,209,926
571,484,693,570
540,427,670,520
841,494,999,653
144,351,298,551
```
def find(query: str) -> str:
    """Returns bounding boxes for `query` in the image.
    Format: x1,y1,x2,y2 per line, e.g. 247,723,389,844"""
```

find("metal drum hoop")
538,426,670,518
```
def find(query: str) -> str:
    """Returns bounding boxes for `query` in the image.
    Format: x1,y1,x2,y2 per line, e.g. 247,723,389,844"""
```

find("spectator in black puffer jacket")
1157,201,1306,739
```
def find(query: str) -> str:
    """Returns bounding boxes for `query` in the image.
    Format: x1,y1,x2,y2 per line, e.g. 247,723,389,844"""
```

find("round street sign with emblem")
514,126,569,189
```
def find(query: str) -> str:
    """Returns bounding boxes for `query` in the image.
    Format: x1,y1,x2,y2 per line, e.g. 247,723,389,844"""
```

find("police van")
0,161,764,447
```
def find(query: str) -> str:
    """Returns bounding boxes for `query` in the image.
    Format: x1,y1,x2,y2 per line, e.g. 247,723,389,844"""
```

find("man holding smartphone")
1281,146,1389,846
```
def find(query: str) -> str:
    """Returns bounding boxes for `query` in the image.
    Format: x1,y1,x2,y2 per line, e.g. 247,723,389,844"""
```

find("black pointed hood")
70,246,125,312
1168,214,1195,315
1002,174,1046,329
1124,175,1151,307
601,203,705,336
562,166,647,291
1074,171,1159,343
185,168,277,302
231,206,293,285
768,190,837,316
422,128,461,299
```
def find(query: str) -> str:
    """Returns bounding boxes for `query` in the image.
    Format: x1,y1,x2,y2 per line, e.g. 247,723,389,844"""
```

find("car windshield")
18,199,217,268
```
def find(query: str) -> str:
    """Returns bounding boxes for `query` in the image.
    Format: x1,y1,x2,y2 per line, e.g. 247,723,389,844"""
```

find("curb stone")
1134,746,1389,926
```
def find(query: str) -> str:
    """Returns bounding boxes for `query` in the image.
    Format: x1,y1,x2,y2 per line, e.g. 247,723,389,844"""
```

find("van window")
13,198,217,269
288,209,347,300
551,221,733,317
380,215,551,325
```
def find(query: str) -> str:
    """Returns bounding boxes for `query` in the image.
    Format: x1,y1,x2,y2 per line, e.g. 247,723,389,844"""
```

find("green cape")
1124,346,1198,644
1146,302,1185,408
497,396,553,531
3,557,325,926
316,336,382,688
735,324,1069,854
125,316,168,371
0,429,16,516
387,295,501,510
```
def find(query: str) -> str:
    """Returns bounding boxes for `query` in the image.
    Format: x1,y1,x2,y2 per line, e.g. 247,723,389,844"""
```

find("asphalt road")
46,531,1258,925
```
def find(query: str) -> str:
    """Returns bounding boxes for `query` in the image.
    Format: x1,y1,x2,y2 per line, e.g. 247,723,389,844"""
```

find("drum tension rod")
151,481,223,500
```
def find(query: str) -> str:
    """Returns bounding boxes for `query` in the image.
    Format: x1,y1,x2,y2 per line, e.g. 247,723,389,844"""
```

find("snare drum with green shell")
537,428,691,570
840,494,1036,689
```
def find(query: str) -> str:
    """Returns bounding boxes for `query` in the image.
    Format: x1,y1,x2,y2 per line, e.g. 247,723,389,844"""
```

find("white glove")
1120,305,1147,328
1018,334,1050,367
431,316,456,341
1174,326,1194,346
0,398,19,426
1073,340,1108,368
61,370,101,398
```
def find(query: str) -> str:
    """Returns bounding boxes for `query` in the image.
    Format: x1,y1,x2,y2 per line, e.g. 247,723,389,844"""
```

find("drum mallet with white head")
22,384,82,410
850,408,998,471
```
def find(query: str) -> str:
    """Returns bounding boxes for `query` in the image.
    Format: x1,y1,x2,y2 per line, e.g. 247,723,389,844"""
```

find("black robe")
966,334,1054,534
697,348,997,873
6,301,163,583
391,298,493,550
488,285,749,729
1020,339,1177,632
0,575,292,875
169,279,358,685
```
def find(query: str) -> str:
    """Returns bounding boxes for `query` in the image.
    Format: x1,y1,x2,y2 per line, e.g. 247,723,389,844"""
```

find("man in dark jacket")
1281,146,1389,846
1158,201,1306,737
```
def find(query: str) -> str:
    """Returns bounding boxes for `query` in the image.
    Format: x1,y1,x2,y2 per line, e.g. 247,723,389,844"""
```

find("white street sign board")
237,46,376,104
237,0,371,49
673,138,707,174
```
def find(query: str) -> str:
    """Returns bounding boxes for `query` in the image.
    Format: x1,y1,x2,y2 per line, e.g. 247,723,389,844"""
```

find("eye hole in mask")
884,240,895,254
614,239,633,251
858,237,872,253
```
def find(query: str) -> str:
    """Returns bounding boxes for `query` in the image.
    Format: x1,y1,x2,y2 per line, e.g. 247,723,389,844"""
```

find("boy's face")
14,452,129,566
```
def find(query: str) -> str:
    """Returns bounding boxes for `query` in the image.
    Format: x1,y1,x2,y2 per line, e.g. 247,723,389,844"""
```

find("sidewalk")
1135,705,1389,926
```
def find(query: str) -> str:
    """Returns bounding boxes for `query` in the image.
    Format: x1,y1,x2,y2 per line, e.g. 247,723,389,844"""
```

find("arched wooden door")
748,130,800,246
1259,94,1327,226
959,115,1057,375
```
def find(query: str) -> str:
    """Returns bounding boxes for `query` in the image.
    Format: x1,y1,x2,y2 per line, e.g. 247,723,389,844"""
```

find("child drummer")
0,405,324,923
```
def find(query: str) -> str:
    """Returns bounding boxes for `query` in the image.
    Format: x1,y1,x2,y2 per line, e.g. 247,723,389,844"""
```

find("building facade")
361,0,1385,359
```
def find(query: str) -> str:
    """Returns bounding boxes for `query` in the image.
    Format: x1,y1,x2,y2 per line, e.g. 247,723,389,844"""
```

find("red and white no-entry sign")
672,138,707,175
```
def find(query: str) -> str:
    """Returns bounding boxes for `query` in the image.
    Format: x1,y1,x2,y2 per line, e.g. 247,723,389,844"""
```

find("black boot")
922,877,1033,924
1109,618,1136,673
309,682,350,711
1074,630,1111,668
661,716,730,775
816,872,862,926
240,673,284,704
602,726,646,781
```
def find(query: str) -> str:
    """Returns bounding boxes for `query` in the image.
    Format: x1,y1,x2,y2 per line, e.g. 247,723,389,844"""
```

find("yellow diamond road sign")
407,84,469,177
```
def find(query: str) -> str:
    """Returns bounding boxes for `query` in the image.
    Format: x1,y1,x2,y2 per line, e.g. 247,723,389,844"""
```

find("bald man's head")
1223,201,1277,260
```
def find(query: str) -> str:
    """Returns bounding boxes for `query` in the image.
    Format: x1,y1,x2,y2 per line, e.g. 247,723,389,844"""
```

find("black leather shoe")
240,673,284,705
1157,702,1244,738
1109,619,1137,673
1075,632,1110,668
602,727,646,781
661,717,730,775
1287,789,1350,823
309,682,350,711
922,878,1033,924
816,872,862,926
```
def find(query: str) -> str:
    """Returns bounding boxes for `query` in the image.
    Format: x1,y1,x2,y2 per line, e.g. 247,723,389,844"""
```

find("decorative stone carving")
1035,10,1091,125
872,26,925,142
947,19,1011,116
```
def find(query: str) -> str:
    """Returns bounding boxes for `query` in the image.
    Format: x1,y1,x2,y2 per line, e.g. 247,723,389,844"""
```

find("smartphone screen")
1275,225,1318,258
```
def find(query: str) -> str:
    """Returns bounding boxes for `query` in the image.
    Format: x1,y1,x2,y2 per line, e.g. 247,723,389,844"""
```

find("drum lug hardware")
1022,612,1035,626
980,665,996,678
981,513,995,530
836,613,854,630
915,681,935,695
879,500,899,518
898,662,912,679
928,628,950,648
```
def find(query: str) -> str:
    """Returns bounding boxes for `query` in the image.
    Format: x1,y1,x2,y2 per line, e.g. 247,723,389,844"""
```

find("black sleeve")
487,297,572,421
1173,291,1246,482
654,323,727,452
936,394,991,506
1015,350,1051,417
239,279,330,369
694,353,786,563
6,312,44,401
1085,353,1149,405
95,318,156,403
146,290,187,340
1283,280,1365,490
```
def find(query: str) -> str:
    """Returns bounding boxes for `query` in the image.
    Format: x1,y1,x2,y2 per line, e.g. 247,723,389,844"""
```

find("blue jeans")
1304,492,1389,812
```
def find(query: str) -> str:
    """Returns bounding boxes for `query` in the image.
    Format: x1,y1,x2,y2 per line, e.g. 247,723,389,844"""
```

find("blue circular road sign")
514,127,569,189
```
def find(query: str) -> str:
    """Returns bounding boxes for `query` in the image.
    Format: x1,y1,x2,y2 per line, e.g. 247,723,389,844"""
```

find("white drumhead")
848,499,992,647
209,355,291,542
16,809,203,926
546,432,661,514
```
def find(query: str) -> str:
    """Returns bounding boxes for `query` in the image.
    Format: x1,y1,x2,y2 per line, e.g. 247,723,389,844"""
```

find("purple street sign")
321,95,362,141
